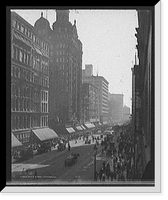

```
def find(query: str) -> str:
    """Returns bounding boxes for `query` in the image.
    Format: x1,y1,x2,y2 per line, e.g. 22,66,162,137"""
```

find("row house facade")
11,12,50,145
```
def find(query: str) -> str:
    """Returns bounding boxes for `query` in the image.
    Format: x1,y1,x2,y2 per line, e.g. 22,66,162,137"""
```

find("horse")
72,153,80,159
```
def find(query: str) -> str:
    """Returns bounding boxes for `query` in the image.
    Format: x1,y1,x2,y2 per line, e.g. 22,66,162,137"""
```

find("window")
28,30,31,38
22,51,25,63
21,25,25,33
16,117,19,129
25,28,28,36
27,54,30,65
33,35,35,42
13,19,17,28
11,66,14,77
19,50,23,62
17,22,20,30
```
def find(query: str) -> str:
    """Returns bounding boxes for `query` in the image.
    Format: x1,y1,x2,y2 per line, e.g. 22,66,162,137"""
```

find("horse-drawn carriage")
37,141,51,154
57,142,66,151
64,153,80,166
14,147,34,162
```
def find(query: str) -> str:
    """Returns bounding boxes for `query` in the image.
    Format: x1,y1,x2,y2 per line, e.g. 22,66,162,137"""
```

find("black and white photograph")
4,3,161,193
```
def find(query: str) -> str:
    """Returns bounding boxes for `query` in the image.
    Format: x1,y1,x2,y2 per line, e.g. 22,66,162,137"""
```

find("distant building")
84,64,93,76
81,82,99,123
82,71,109,123
11,12,50,145
122,105,130,122
34,10,83,126
109,93,124,123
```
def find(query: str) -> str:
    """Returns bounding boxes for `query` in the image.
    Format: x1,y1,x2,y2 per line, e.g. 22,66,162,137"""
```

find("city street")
12,134,108,183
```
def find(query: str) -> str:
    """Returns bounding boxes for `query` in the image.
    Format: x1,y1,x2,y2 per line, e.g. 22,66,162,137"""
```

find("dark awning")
32,128,58,141
12,133,22,147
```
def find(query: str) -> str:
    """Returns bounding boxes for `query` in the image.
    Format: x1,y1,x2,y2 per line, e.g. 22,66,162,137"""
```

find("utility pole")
93,144,98,181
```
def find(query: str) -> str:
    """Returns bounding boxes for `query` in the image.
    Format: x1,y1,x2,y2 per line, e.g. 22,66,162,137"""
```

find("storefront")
12,133,23,149
11,133,23,162
12,130,31,146
66,127,76,134
31,127,58,144
84,122,95,129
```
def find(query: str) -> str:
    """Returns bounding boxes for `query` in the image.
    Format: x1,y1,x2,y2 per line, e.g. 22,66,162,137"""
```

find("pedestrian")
34,169,38,179
99,168,103,181
102,173,106,181
95,171,99,181
102,161,106,172
113,171,116,180
110,171,114,181
68,142,71,151
105,163,110,180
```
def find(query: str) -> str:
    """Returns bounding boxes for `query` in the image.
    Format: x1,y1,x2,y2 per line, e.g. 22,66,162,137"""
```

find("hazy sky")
12,9,138,109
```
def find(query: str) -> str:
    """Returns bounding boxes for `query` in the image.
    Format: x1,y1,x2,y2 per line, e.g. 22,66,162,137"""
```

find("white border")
3,3,161,193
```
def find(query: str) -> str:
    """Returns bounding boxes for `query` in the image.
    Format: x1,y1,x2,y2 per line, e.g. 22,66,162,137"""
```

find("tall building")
122,105,130,122
34,10,83,126
81,82,99,123
82,71,109,123
11,12,50,145
132,9,154,180
108,93,124,123
84,64,93,76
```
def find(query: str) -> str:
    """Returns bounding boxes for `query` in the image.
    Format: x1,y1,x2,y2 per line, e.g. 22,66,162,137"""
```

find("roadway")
11,135,106,184
11,131,122,184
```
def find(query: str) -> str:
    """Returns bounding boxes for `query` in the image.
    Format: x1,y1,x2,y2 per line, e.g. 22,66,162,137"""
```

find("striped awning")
12,133,22,147
66,127,76,134
81,125,86,130
13,31,32,47
34,46,42,55
32,128,58,141
75,126,83,131
84,123,95,129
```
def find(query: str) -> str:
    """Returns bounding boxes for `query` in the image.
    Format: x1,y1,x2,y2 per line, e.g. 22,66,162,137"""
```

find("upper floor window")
21,25,25,33
13,19,17,28
33,35,36,42
17,22,21,31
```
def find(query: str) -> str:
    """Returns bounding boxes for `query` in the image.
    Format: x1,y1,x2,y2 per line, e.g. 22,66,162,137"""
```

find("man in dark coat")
68,142,71,151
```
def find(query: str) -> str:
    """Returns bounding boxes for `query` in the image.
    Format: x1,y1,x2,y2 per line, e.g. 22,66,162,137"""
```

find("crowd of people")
96,126,134,182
